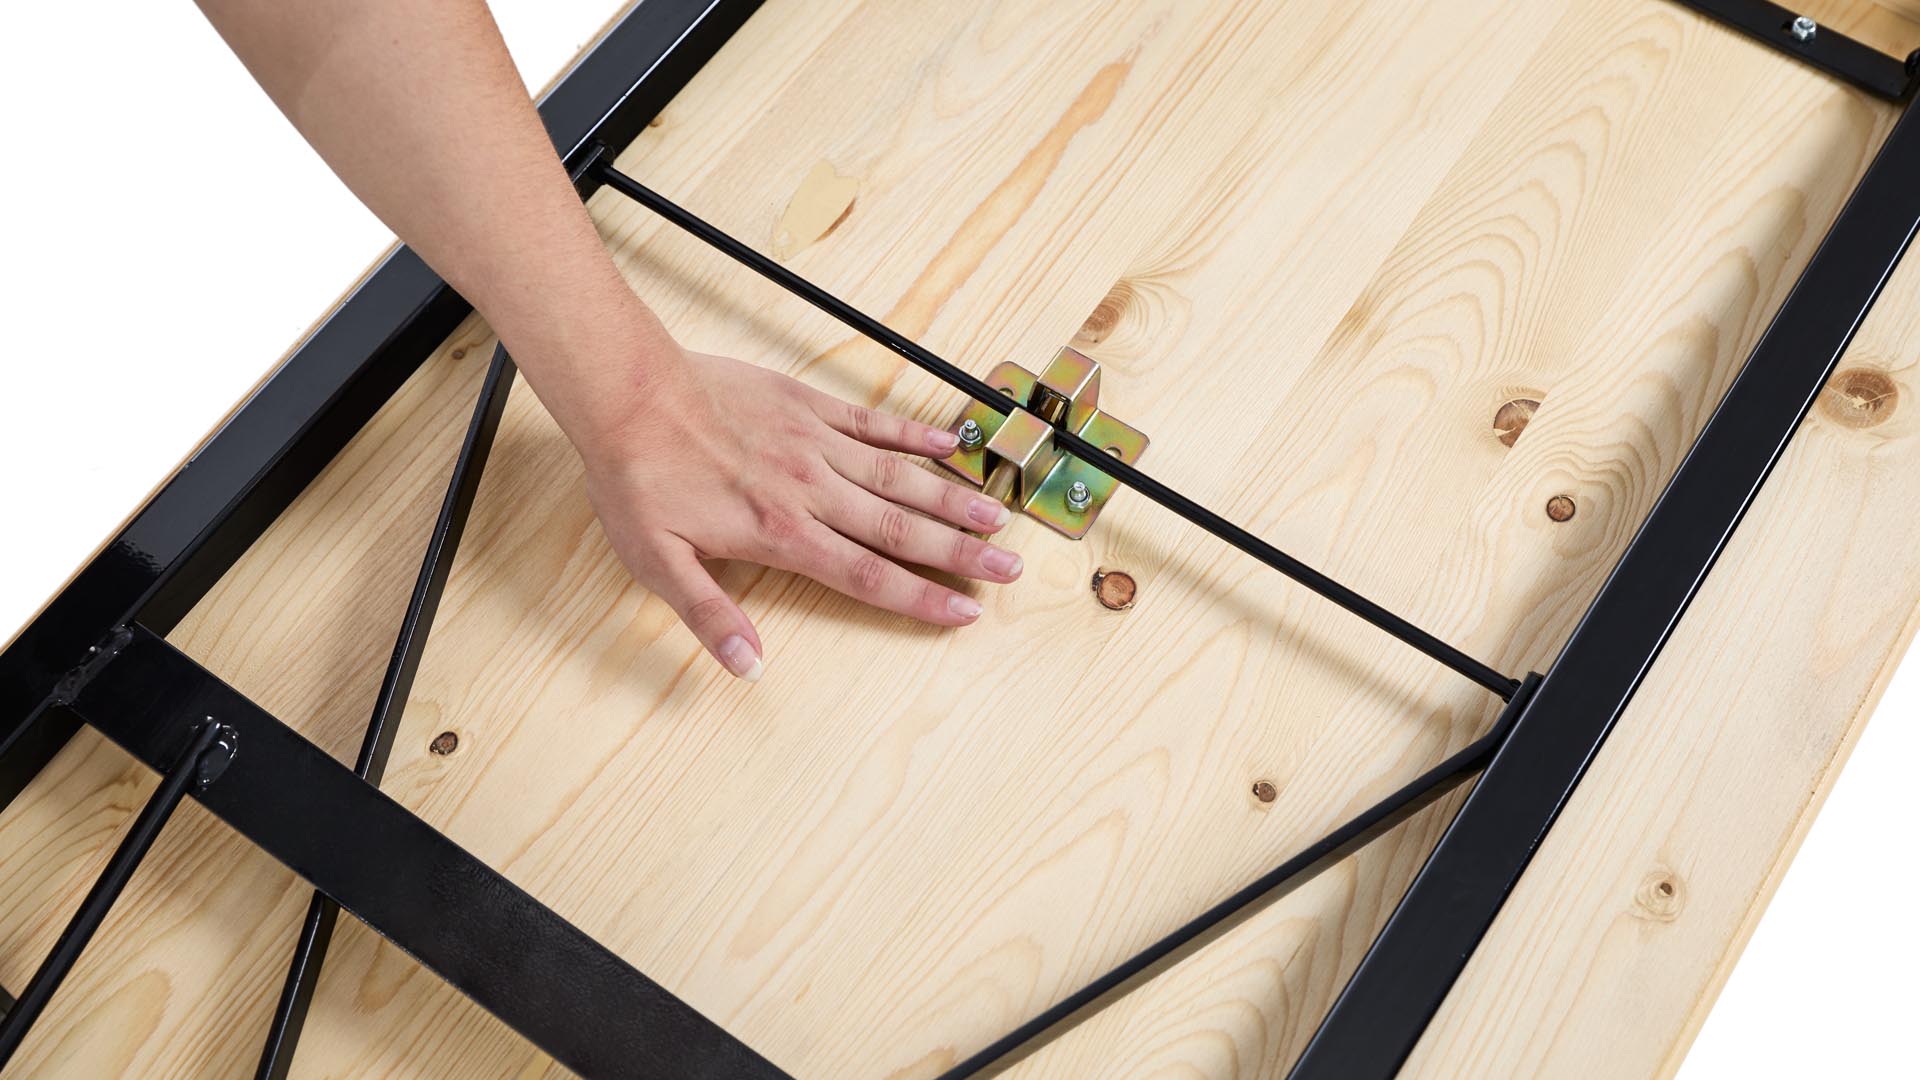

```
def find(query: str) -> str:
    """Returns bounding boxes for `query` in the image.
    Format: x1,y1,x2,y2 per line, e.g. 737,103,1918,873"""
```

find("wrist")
494,291,689,463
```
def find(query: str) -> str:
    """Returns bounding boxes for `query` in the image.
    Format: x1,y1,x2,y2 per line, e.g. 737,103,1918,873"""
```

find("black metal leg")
255,345,517,1080
0,718,236,1069
1288,90,1920,1080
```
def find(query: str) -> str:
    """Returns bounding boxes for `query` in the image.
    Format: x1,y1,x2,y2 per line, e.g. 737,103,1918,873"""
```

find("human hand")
572,348,1024,682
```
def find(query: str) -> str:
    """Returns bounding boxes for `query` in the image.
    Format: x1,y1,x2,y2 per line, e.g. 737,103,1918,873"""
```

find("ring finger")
816,478,1023,584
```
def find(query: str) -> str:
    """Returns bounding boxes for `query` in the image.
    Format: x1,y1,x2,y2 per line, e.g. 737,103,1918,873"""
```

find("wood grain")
0,1,1915,1077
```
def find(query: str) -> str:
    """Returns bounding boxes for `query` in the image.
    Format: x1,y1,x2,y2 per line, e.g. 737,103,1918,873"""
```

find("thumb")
649,540,764,681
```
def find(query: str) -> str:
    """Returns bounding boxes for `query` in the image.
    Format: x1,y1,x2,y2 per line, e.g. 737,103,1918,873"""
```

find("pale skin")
194,0,1023,681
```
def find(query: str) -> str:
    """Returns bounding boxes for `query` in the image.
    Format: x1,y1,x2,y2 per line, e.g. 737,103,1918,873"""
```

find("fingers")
824,440,1013,534
805,387,962,459
777,523,991,626
818,479,1023,585
646,538,764,681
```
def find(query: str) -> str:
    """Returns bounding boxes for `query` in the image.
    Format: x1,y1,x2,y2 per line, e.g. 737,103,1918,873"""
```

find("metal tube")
0,719,231,1067
594,164,1520,700
254,345,517,1080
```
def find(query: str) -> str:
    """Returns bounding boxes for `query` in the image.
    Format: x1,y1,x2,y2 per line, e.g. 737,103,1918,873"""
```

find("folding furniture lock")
938,347,1149,539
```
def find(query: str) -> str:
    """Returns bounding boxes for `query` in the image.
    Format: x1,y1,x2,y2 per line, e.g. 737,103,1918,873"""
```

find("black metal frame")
1,1,1912,1076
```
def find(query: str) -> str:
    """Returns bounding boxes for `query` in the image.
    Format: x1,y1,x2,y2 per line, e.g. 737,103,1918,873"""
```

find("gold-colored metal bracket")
938,347,1149,539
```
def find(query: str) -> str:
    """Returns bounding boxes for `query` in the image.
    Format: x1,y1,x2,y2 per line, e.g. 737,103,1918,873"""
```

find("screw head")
1790,15,1816,41
957,418,983,449
1066,480,1092,513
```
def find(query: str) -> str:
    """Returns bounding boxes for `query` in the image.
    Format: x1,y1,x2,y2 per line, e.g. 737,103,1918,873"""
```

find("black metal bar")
0,0,763,816
592,164,1519,700
1672,0,1918,100
0,718,235,1068
947,672,1542,1078
65,625,785,1080
254,346,516,1080
1289,95,1920,1080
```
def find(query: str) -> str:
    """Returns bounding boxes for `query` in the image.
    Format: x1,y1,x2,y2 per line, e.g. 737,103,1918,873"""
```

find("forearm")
194,0,668,439
199,0,1024,679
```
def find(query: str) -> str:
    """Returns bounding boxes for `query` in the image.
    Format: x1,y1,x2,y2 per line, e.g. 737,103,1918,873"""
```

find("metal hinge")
937,347,1148,539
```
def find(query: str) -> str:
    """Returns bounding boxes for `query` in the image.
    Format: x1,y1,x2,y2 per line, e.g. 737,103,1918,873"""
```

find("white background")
0,3,1912,1076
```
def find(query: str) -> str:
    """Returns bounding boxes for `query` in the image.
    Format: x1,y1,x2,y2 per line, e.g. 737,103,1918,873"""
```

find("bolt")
1790,15,1816,42
957,418,983,449
1066,480,1092,513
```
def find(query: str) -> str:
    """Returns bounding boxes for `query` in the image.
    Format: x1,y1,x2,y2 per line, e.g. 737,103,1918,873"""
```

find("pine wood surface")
0,1,1916,1077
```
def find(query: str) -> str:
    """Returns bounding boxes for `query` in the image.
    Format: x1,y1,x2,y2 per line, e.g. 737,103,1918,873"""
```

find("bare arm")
194,0,1022,680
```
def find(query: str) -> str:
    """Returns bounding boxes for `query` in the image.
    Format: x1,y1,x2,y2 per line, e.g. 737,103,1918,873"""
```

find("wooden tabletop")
2,1,1917,1076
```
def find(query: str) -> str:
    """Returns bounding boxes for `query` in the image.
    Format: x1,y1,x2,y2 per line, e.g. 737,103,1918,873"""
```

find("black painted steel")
1674,0,1918,99
0,718,234,1068
0,0,763,815
593,163,1520,700
1289,97,1920,1080
947,673,1542,1078
3,0,1908,1072
67,625,787,1080
254,346,518,1080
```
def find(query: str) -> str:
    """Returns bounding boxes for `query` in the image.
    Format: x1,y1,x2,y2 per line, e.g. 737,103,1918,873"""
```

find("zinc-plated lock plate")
939,349,1149,540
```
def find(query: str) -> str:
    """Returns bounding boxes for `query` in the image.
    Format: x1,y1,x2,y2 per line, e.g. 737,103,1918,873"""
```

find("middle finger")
816,477,1023,584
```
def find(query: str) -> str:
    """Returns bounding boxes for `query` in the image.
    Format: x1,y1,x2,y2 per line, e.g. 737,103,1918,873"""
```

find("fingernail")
926,429,960,454
968,498,1012,528
717,635,763,682
981,547,1022,578
947,594,983,620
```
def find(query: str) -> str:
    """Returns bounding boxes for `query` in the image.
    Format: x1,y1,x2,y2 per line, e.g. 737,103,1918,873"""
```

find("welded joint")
192,721,239,791
45,626,135,708
46,627,237,792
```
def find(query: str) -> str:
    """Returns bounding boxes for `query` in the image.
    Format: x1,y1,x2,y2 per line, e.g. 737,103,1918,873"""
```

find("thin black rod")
254,346,516,1080
945,672,1540,1078
0,719,227,1067
593,163,1518,700
1288,91,1920,1080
